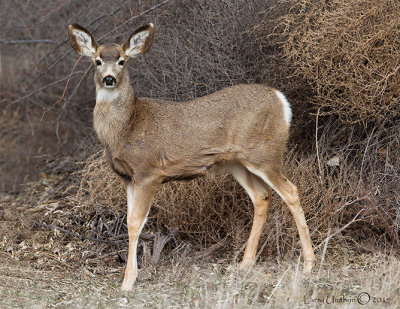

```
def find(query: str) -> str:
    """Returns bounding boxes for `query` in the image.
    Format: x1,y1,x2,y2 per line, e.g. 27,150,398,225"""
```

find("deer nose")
103,75,116,86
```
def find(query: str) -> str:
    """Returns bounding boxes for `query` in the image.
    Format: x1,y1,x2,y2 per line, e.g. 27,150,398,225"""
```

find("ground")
1,187,400,308
0,252,399,308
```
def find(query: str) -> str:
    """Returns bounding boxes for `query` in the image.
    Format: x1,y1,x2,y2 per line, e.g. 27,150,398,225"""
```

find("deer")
68,23,315,291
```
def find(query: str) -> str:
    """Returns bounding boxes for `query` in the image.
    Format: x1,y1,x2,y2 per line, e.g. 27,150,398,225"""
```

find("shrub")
259,0,400,124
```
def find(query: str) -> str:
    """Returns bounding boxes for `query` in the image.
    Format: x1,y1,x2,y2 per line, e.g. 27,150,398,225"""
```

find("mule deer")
68,23,315,291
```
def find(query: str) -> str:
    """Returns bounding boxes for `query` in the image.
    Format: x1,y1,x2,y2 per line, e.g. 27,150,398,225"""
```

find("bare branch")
56,63,91,143
10,71,85,105
316,209,365,250
98,0,173,41
0,39,55,44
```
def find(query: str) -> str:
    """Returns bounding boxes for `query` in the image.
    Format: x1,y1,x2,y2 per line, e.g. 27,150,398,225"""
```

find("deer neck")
93,70,135,151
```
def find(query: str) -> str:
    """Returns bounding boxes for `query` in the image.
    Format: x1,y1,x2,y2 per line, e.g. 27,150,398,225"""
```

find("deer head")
68,23,154,89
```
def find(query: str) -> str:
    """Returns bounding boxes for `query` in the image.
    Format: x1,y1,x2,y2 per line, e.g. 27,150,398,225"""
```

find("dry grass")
0,252,399,308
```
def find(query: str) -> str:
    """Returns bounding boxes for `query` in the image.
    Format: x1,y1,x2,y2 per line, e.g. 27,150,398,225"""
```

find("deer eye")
95,60,102,66
118,60,125,66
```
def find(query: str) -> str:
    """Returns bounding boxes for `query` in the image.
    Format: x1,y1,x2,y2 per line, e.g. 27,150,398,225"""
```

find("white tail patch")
96,88,118,102
275,90,292,125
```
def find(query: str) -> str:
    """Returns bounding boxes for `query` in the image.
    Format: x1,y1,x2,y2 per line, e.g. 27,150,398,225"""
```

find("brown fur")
96,76,288,183
68,23,315,291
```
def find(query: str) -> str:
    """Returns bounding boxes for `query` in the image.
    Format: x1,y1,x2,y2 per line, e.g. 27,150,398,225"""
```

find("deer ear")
123,23,154,57
68,24,98,57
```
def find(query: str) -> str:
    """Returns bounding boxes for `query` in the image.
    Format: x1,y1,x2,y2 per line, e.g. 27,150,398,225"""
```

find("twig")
42,50,74,76
315,107,323,184
276,220,281,264
334,195,369,214
0,39,55,44
316,208,365,250
53,55,82,106
317,227,331,278
359,126,376,185
266,266,290,304
34,220,114,243
9,71,85,105
37,0,71,24
98,0,173,41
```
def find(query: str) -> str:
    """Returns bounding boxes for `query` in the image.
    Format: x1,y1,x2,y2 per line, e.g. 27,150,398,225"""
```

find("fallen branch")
109,233,154,241
193,237,231,260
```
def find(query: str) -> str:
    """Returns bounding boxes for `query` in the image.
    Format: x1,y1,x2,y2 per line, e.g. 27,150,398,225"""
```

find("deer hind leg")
227,163,272,268
245,165,315,274
121,182,158,291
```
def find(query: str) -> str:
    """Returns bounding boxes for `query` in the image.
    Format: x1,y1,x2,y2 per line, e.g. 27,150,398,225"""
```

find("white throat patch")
96,88,118,102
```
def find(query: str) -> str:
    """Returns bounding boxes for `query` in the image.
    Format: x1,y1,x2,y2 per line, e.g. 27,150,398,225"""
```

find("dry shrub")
75,150,252,249
260,0,400,124
75,150,125,211
119,0,270,100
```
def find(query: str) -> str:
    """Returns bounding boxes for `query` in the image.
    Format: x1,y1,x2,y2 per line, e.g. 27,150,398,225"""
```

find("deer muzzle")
103,75,117,87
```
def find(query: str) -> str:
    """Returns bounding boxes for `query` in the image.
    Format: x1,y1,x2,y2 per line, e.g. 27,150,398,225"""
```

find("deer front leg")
121,181,158,291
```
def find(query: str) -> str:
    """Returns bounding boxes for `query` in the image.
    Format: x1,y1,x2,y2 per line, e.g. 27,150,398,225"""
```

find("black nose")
103,75,116,86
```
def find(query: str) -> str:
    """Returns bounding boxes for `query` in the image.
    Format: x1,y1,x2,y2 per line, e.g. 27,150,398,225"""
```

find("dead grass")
0,251,399,308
